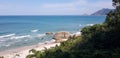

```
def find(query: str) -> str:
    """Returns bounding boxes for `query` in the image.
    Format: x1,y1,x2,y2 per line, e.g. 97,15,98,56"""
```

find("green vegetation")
26,0,120,58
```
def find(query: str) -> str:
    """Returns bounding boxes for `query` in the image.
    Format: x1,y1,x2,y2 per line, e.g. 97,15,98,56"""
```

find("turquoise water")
0,15,105,51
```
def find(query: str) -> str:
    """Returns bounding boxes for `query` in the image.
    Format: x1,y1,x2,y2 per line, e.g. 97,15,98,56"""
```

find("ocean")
0,15,105,51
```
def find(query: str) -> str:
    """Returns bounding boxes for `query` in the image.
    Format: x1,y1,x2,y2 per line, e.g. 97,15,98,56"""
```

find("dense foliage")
26,0,120,58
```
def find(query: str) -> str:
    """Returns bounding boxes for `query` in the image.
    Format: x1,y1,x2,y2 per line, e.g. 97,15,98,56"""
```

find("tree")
26,49,43,58
105,0,120,29
113,0,120,10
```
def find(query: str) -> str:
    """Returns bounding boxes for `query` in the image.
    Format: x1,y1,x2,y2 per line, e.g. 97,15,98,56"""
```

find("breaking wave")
86,24,94,26
0,33,15,38
78,24,94,27
31,29,39,32
0,33,46,42
10,35,31,40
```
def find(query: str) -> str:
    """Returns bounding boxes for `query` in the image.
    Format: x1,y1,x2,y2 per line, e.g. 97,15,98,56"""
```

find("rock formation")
53,31,71,43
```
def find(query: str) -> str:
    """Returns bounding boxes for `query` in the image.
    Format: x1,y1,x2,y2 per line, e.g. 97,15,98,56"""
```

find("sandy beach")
0,40,60,58
0,32,81,58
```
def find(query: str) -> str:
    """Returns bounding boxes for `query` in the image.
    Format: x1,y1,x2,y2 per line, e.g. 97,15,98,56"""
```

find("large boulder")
53,31,71,42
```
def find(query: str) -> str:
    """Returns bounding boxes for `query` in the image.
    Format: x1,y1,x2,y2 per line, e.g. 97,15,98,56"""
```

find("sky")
0,0,114,15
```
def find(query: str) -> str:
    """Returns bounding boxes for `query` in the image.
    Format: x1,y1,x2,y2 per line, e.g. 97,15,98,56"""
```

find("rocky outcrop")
53,31,71,43
46,32,53,35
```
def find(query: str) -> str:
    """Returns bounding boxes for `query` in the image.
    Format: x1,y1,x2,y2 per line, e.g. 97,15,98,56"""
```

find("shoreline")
0,39,60,58
0,31,81,58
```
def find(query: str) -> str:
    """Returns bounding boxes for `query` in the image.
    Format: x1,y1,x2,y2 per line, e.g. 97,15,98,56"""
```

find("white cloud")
40,0,87,8
41,3,73,8
37,0,113,15
0,0,114,15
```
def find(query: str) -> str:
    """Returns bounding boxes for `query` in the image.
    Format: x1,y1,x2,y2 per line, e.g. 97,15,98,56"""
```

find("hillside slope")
91,8,114,15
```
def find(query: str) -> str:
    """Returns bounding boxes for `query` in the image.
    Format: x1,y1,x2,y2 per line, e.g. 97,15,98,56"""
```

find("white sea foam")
71,32,81,36
31,29,39,32
0,33,46,41
10,35,31,40
9,33,46,40
87,24,94,26
0,40,6,42
4,44,11,47
0,33,47,49
79,24,82,27
36,34,45,37
0,33,15,38
75,32,81,35
24,39,28,41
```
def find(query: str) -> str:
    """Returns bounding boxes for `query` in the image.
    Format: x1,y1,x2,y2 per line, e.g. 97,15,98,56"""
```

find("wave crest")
10,35,31,39
87,24,94,26
0,33,15,38
31,29,39,32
